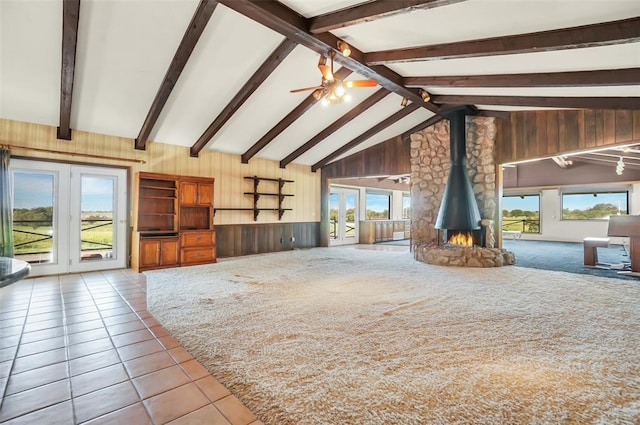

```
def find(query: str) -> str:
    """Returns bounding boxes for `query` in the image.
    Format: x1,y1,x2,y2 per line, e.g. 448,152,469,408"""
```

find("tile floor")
0,269,263,424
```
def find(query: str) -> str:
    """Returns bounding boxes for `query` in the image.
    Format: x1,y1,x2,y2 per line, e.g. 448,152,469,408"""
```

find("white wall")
517,183,640,244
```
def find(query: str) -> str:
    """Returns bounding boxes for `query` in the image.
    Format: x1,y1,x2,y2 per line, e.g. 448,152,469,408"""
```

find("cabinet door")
180,181,198,205
160,239,179,266
197,182,213,205
139,240,161,268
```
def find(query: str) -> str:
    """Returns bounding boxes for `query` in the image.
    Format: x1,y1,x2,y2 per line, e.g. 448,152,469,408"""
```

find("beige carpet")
146,247,640,425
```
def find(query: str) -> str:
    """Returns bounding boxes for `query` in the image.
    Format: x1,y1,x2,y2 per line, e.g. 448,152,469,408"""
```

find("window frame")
365,190,392,220
502,192,541,234
560,189,629,221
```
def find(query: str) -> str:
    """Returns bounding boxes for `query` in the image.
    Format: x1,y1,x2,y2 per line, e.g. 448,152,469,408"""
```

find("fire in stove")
447,231,473,247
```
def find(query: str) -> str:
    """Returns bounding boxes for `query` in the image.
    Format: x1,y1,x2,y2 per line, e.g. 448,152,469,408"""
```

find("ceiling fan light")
335,83,346,98
318,55,327,67
401,97,409,107
419,89,430,102
337,41,351,57
312,89,324,100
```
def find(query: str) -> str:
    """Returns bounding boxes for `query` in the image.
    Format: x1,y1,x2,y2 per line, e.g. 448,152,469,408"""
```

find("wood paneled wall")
0,118,320,225
497,110,640,164
215,222,320,257
322,135,411,179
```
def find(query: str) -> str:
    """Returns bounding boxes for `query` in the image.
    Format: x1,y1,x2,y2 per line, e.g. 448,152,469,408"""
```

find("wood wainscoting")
215,222,320,258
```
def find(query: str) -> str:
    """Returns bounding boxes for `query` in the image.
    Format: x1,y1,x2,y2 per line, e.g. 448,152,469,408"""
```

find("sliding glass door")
10,159,127,276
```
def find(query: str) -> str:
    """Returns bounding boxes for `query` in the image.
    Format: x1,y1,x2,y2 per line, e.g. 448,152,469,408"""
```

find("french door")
329,187,359,246
10,159,127,276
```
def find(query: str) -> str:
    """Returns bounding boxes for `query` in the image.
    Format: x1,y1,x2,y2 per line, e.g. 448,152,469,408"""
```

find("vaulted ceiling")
2,0,639,171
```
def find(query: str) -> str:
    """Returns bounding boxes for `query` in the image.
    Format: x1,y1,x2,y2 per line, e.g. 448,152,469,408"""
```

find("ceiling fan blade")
290,85,323,93
344,79,378,88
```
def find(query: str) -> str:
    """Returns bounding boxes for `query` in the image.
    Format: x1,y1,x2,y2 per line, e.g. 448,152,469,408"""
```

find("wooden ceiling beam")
57,0,80,141
279,88,390,168
309,0,466,34
218,0,439,114
405,68,640,88
135,0,218,151
366,17,640,64
241,67,354,164
312,103,421,171
190,38,297,157
430,95,640,110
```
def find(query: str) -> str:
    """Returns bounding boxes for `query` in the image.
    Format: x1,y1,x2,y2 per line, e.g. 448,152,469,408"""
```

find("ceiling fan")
290,50,377,105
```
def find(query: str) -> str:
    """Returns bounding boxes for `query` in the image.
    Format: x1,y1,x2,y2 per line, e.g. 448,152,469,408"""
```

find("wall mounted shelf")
214,176,294,221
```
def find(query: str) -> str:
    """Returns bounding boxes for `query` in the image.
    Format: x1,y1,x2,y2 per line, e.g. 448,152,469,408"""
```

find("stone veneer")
410,116,515,267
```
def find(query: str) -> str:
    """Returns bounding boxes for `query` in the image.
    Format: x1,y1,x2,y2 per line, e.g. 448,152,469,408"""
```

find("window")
402,194,411,219
502,194,540,233
561,191,628,220
366,191,390,220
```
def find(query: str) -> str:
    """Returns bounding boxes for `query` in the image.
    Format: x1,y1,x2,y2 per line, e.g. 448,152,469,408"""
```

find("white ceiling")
1,0,639,168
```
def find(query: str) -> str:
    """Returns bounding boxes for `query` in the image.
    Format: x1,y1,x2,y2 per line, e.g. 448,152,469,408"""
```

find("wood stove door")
329,187,359,246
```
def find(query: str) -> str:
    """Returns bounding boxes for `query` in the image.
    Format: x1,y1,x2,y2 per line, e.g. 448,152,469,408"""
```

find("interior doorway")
329,186,358,246
10,159,128,276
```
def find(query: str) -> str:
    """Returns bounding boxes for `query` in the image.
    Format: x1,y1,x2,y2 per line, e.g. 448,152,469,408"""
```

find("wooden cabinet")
133,172,216,271
180,179,213,206
138,236,179,271
181,230,216,266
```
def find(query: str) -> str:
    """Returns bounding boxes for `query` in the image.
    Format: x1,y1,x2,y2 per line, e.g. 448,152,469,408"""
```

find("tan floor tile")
180,359,211,380
0,400,73,425
195,376,231,402
111,328,154,348
107,319,146,336
64,311,102,325
117,339,164,361
69,348,121,376
167,346,194,363
144,383,210,424
0,379,71,422
66,319,104,335
73,380,140,423
149,325,170,338
68,337,114,359
142,317,162,328
132,365,191,399
123,350,176,378
67,327,110,346
1,360,13,379
71,363,129,397
100,306,134,318
167,404,232,425
215,395,257,425
82,402,153,425
1,334,20,348
102,312,140,326
249,421,266,425
16,336,66,358
5,361,69,395
159,335,182,349
11,348,67,374
0,346,18,363
22,317,64,333
19,326,65,344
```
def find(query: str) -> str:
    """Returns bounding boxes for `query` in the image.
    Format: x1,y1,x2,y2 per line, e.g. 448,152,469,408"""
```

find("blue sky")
13,173,114,211
503,195,539,212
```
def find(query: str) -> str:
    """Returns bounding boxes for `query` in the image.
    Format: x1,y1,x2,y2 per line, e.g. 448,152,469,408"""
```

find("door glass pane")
12,172,55,264
345,193,356,240
80,175,115,262
329,193,339,240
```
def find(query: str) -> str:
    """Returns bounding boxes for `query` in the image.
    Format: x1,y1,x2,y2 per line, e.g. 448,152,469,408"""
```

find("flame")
448,232,473,247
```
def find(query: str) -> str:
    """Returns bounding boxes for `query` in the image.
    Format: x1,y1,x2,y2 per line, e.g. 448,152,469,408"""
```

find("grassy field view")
13,210,113,255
